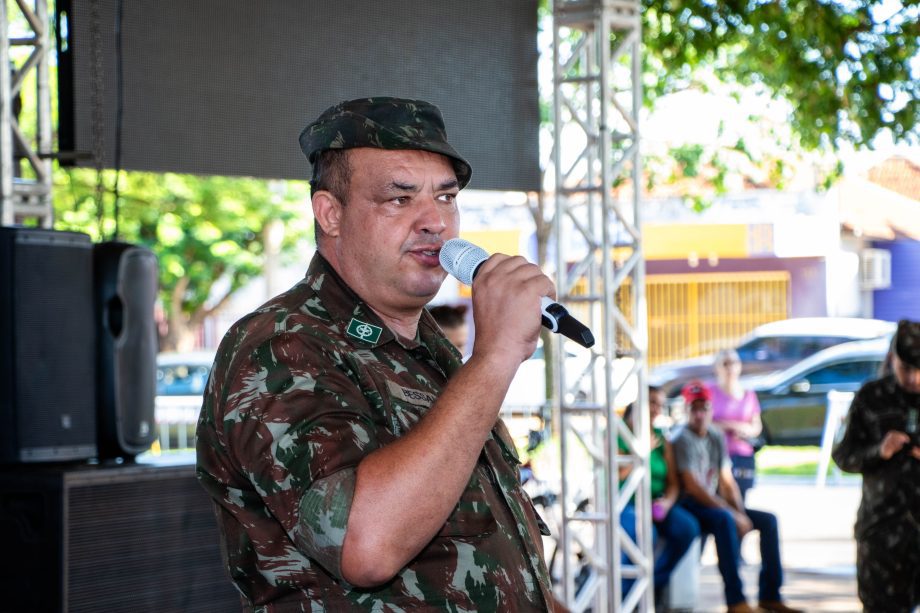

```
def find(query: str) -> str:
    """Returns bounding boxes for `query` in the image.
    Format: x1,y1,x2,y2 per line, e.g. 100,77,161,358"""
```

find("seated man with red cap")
672,381,802,613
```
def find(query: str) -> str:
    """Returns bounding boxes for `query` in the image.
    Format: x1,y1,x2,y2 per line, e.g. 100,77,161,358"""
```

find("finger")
474,255,555,299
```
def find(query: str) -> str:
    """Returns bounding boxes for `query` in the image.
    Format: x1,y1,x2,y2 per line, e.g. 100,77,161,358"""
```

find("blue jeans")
678,499,783,606
621,503,700,594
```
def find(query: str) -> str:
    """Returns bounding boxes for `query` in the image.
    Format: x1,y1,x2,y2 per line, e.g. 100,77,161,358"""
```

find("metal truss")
1,0,53,227
551,1,652,611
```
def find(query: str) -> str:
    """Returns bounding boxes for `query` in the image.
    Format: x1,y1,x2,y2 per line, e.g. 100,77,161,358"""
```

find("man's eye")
439,193,457,203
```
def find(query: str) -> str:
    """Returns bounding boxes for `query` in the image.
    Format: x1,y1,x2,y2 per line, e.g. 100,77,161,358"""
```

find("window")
737,335,857,363
156,364,211,396
802,360,883,387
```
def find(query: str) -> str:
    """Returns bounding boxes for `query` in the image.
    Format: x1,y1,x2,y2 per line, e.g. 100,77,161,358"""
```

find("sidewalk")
694,476,862,612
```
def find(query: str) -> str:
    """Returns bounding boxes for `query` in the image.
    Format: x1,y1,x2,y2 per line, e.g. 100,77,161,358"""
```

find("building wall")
872,238,920,322
646,257,828,318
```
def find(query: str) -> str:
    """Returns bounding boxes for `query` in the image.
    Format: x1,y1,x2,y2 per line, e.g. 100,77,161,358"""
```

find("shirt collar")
306,253,460,376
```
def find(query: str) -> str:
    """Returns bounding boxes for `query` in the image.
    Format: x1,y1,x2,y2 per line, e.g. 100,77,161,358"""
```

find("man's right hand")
880,430,912,460
731,508,753,537
343,254,555,586
468,253,556,368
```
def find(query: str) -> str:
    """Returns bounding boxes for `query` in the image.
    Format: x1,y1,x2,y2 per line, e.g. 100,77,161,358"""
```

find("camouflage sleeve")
832,388,883,474
225,332,381,580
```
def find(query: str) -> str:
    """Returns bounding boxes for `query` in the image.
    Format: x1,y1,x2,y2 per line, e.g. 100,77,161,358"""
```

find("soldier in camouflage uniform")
833,319,920,612
196,97,558,612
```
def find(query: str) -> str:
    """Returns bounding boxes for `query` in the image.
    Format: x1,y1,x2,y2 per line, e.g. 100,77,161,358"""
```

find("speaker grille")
10,230,97,461
66,464,240,612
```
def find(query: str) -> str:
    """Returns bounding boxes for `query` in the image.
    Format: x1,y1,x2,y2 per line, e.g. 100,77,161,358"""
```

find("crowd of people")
194,95,918,612
618,375,799,613
617,319,920,613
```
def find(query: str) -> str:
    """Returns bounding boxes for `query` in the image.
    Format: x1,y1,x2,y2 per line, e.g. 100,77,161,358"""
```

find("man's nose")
415,197,447,234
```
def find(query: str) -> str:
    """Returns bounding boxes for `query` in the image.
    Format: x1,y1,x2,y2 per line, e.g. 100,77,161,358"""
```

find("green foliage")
686,193,710,213
671,143,706,177
54,166,312,348
641,0,919,149
546,0,917,149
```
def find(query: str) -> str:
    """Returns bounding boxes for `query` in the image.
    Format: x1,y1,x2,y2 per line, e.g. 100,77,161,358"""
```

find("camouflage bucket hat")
299,97,472,189
895,319,920,369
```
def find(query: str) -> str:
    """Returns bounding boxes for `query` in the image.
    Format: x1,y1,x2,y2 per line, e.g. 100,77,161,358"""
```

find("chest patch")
346,318,382,343
386,380,436,407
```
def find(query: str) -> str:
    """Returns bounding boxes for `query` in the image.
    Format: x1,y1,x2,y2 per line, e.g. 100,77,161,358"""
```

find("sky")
643,84,920,182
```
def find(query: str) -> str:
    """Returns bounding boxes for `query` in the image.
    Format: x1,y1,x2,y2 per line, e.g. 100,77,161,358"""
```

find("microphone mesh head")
439,238,489,285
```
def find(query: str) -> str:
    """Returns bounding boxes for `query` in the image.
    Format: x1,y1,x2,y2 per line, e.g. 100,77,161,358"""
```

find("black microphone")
439,238,595,348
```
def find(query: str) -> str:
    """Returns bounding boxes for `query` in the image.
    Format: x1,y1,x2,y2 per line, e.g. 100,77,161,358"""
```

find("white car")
649,317,896,399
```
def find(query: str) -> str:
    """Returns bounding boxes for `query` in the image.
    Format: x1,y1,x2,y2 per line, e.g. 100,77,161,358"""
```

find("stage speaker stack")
0,228,97,463
94,242,159,459
0,462,241,612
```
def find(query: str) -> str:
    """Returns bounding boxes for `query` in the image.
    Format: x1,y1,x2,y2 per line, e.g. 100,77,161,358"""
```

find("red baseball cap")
681,380,712,405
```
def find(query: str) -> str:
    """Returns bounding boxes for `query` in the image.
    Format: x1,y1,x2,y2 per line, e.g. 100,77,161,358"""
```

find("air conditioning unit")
859,248,892,290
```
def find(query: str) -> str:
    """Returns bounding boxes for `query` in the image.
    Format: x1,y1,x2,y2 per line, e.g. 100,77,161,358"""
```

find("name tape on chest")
386,380,436,407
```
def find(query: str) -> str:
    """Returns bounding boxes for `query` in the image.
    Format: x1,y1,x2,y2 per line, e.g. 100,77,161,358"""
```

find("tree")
538,0,917,167
528,0,916,396
530,0,918,225
54,167,311,351
641,0,919,150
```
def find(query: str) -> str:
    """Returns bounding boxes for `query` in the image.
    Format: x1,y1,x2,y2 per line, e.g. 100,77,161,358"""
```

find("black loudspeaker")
0,462,241,612
0,228,97,463
94,242,159,459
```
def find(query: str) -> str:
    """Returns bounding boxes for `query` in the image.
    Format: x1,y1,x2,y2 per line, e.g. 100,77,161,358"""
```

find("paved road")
693,476,862,612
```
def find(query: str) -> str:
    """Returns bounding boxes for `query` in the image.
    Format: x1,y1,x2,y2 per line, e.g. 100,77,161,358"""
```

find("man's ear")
312,190,342,238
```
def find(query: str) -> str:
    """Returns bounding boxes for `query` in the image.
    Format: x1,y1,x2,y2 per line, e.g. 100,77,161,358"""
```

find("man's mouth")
407,245,444,267
408,243,443,256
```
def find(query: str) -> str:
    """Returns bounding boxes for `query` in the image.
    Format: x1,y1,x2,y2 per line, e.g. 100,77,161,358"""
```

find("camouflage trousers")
856,519,920,613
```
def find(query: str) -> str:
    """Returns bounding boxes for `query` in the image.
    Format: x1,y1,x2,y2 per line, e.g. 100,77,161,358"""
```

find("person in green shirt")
619,385,700,604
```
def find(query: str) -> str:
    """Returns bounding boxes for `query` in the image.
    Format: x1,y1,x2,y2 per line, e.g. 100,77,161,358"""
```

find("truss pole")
551,1,651,610
1,2,13,225
1,0,54,227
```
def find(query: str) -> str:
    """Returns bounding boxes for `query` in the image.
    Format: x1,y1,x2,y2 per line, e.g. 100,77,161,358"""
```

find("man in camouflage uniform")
196,97,557,611
833,319,920,612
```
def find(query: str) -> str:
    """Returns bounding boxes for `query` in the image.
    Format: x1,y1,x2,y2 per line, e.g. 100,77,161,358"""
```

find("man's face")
687,399,712,434
715,353,742,379
893,353,920,394
316,148,460,315
648,390,665,422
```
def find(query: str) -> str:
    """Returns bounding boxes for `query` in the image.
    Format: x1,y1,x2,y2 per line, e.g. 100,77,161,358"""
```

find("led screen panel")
57,0,541,191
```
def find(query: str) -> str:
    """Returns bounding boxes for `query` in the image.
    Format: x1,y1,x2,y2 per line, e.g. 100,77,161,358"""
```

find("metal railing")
151,397,200,452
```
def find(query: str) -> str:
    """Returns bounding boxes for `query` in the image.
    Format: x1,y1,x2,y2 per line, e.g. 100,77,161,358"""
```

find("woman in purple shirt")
708,348,763,502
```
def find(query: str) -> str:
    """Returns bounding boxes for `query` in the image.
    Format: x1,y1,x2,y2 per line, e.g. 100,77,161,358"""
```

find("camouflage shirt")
832,375,920,539
196,253,553,612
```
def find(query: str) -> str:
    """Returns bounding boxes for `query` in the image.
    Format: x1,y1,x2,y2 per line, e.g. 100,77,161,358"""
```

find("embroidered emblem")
386,380,436,406
346,318,382,343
